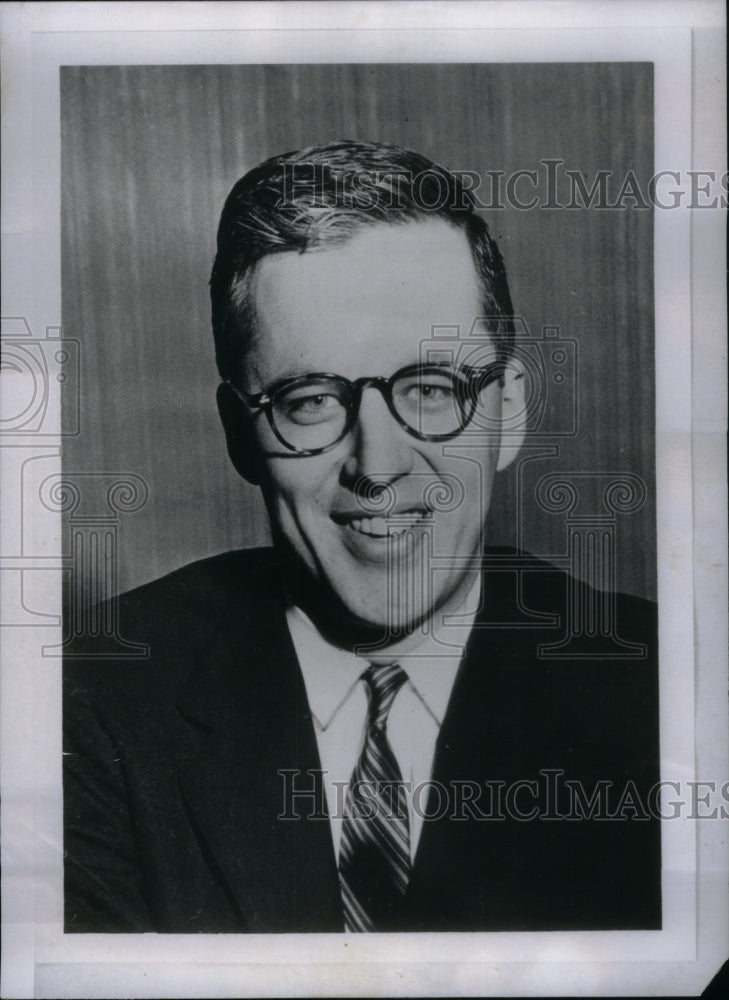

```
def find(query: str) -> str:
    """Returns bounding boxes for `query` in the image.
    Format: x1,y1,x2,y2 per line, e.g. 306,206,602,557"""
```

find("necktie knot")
363,662,408,732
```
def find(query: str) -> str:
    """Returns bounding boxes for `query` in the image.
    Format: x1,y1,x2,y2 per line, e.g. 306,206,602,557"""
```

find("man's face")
240,219,507,631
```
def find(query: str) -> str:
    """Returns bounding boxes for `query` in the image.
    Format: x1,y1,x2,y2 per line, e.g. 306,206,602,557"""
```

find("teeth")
355,516,388,536
346,511,428,537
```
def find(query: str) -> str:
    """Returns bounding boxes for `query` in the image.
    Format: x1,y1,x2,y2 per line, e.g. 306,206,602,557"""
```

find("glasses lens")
271,377,350,451
391,368,467,437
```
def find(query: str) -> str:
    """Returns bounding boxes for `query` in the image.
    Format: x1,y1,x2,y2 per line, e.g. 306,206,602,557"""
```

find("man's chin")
338,601,427,638
283,567,426,648
303,590,417,648
275,538,448,643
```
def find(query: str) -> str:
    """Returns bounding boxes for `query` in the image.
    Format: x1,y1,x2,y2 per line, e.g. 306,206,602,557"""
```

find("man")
64,140,660,933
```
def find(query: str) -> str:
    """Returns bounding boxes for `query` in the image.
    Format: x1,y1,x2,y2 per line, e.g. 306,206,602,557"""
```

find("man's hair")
210,139,515,381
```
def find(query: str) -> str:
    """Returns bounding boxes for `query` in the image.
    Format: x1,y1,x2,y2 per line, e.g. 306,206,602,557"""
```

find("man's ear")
216,382,263,485
496,362,527,472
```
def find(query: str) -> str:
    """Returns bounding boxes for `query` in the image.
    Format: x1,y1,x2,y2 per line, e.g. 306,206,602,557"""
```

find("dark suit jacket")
63,547,661,933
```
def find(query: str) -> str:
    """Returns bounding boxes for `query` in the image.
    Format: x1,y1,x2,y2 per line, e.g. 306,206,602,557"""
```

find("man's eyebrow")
257,366,337,387
258,359,464,388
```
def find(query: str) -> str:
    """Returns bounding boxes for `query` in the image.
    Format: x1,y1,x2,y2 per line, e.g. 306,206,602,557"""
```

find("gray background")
61,63,655,600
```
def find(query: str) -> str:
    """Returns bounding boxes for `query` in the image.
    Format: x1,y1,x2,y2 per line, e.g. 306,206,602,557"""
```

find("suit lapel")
177,562,343,932
405,560,549,929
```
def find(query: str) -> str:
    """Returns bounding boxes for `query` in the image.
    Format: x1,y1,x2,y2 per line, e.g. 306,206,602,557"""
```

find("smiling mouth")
342,510,431,538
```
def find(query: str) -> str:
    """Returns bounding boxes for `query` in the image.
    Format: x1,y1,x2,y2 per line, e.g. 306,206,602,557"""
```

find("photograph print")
60,62,660,934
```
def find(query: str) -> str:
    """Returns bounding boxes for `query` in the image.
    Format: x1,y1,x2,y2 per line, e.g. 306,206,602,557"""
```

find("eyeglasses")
227,362,504,456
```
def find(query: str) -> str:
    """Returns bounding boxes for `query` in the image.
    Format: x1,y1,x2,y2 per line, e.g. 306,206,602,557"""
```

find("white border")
1,2,726,997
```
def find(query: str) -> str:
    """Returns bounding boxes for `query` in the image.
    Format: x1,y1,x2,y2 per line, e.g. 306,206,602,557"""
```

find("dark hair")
210,140,514,381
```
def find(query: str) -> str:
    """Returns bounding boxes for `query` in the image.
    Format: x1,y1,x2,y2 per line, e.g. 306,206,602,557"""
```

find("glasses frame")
226,361,505,456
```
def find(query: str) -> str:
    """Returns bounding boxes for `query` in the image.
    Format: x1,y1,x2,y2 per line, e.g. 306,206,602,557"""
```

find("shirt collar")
285,604,363,730
286,574,481,731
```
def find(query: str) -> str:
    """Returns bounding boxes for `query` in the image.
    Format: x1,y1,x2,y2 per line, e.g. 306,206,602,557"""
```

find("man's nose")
341,386,415,489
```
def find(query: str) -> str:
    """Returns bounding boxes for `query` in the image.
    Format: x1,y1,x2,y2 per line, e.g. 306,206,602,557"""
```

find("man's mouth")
342,510,431,538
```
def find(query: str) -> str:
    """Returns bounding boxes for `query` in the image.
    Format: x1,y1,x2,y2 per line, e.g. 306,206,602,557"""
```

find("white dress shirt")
285,576,481,862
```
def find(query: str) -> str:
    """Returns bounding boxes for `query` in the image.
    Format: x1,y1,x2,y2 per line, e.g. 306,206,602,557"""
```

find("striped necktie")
338,662,410,932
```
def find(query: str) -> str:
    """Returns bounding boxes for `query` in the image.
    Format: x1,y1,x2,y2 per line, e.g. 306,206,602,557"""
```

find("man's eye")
280,393,341,424
400,381,455,407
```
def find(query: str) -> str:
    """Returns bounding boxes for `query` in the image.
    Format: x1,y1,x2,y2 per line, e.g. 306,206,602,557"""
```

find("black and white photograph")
61,62,664,935
0,2,726,997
